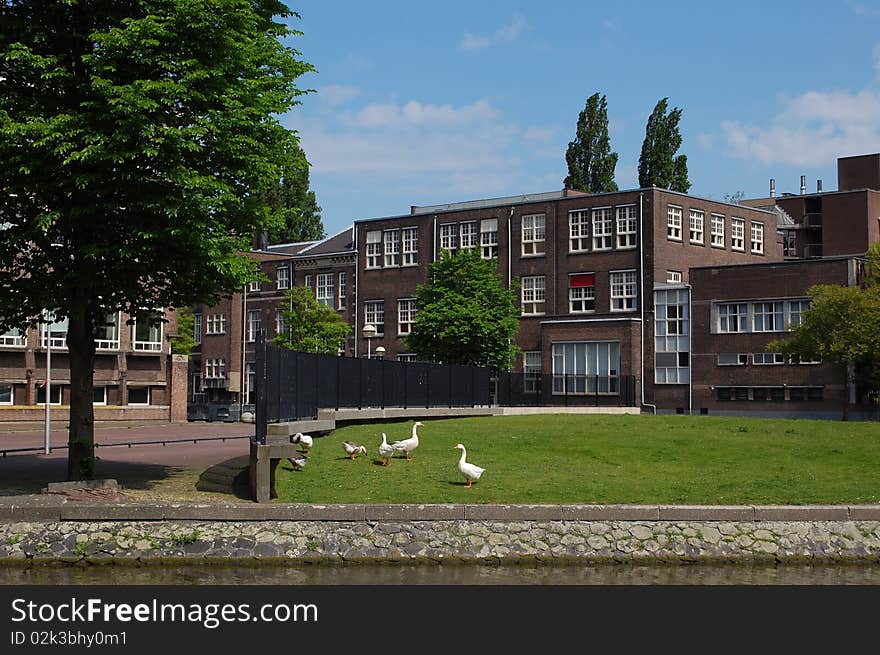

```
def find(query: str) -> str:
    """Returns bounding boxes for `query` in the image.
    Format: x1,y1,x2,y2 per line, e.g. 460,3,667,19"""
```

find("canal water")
3,562,879,585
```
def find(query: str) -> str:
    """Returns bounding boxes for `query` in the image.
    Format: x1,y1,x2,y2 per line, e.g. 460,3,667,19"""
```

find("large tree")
274,286,350,354
637,98,691,192
0,1,313,479
563,93,618,193
406,249,520,371
261,156,324,245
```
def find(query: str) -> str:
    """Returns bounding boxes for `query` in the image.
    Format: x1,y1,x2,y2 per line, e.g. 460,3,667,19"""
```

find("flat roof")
690,254,863,273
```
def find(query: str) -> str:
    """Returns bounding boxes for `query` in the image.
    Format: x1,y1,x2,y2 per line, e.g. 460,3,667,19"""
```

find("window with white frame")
366,230,382,268
610,270,637,311
0,384,13,405
654,288,690,384
364,301,385,336
459,222,477,250
193,313,202,344
0,327,26,347
552,341,620,394
276,266,290,290
275,310,286,338
205,314,226,335
304,274,312,291
205,358,226,379
480,219,498,259
788,299,809,328
316,273,334,307
402,227,419,265
521,214,546,256
521,276,546,315
36,384,62,405
42,313,68,349
711,214,725,247
616,205,637,248
666,271,682,284
384,229,400,267
398,353,417,363
569,210,590,252
439,224,458,253
243,363,255,405
753,353,785,365
569,273,595,313
783,230,797,257
731,218,745,250
127,386,150,406
397,298,416,335
592,208,613,250
753,301,784,332
249,279,261,292
247,310,261,342
95,313,120,350
717,303,748,333
717,353,748,366
93,386,107,405
667,205,682,241
523,351,541,393
338,272,346,310
133,312,163,351
750,222,764,254
689,209,704,244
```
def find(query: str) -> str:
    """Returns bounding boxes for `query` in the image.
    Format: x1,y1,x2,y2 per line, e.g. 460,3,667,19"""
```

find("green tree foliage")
274,286,350,354
768,244,880,419
260,156,325,245
406,249,520,371
170,307,196,356
564,93,618,193
638,98,691,192
0,1,313,479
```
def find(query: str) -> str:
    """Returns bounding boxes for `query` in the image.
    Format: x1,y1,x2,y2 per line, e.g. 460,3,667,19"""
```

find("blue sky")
281,1,880,236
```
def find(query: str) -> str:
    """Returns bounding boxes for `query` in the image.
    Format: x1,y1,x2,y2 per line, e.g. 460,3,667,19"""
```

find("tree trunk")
66,299,96,480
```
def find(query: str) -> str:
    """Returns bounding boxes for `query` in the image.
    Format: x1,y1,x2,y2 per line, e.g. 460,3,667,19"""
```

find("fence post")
255,331,267,445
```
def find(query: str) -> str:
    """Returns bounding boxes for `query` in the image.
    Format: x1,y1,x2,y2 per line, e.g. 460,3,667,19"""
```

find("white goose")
378,433,394,466
454,443,485,488
390,421,423,460
292,432,313,453
287,452,308,471
342,440,367,460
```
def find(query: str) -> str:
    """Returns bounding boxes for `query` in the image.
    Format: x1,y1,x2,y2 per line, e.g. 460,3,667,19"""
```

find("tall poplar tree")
261,156,325,245
0,1,313,479
563,93,618,193
638,98,691,192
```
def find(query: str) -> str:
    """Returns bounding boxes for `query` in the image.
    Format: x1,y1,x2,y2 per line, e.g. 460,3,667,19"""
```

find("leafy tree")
638,98,691,192
406,249,520,371
0,1,313,479
768,244,880,420
274,286,350,354
170,307,196,356
261,155,325,245
564,93,618,193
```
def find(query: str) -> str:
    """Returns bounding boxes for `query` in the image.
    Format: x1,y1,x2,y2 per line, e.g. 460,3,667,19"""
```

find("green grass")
273,415,880,505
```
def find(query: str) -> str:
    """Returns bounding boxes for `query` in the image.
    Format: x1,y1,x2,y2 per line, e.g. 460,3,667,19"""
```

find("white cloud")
720,89,880,167
698,132,716,148
460,13,527,51
344,99,499,129
523,126,557,142
318,84,360,106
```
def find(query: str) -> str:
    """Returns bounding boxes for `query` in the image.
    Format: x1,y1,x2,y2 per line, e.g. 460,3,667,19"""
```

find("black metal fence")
495,372,637,408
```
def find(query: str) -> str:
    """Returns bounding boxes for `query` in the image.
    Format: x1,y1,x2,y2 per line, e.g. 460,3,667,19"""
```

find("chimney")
769,179,776,198
817,179,823,192
800,175,806,195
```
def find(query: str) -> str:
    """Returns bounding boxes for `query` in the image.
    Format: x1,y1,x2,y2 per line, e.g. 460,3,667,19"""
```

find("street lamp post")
362,323,377,358
44,320,51,455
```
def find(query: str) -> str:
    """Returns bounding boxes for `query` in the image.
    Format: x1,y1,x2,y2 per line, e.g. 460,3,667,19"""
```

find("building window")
591,208,613,251
610,270,637,312
689,209,704,244
127,386,150,406
316,273,334,307
521,214,546,256
36,384,62,405
366,230,382,268
95,313,120,350
717,353,748,366
205,358,226,379
788,299,809,328
667,205,682,241
304,274,312,291
205,314,226,335
249,279,260,292
41,314,68,349
783,231,797,257
247,310,261,342
364,301,385,336
569,273,596,313
524,351,541,393
750,222,764,254
654,288,690,384
402,227,419,265
133,312,163,351
0,327,26,347
398,298,416,336
753,352,785,365
384,229,401,267
338,272,347,310
616,205,637,249
569,210,590,252
398,353,417,363
552,341,620,395
245,363,255,406
439,224,458,253
459,222,478,250
753,301,784,332
731,218,745,251
93,386,107,406
480,219,498,259
711,214,725,248
717,303,748,333
666,271,682,284
193,313,202,344
0,384,13,405
275,310,286,338
521,276,546,315
276,267,290,290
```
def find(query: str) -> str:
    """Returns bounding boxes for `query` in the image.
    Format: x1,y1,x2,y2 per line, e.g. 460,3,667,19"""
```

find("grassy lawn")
273,414,880,505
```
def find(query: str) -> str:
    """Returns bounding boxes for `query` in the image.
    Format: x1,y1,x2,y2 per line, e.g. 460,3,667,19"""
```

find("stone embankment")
1,503,879,563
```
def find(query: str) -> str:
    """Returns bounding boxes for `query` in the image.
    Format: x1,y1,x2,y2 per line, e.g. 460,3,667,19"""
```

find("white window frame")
41,313,68,349
616,205,637,249
689,209,704,244
717,303,748,333
132,312,163,352
384,229,401,267
193,313,202,345
248,279,261,292
667,205,683,241
0,327,26,347
366,230,382,269
439,224,458,253
338,272,347,310
398,353,417,363
750,221,764,254
569,210,590,252
364,300,385,336
127,386,151,406
397,298,416,336
752,301,784,333
276,266,290,290
316,273,334,307
402,227,419,265
275,310,286,338
459,222,478,250
246,310,261,342
521,276,546,316
480,219,499,259
205,358,227,379
95,312,120,350
610,270,638,312
654,288,690,385
36,384,62,405
753,353,785,365
0,383,13,405
711,214,725,248
787,299,810,329
93,386,107,406
568,274,596,314
591,208,613,251
717,353,748,366
666,271,682,284
551,341,620,395
523,351,541,394
205,314,226,335
731,218,745,251
521,214,546,256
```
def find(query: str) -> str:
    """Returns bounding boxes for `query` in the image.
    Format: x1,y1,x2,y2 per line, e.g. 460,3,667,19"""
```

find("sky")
279,1,880,237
